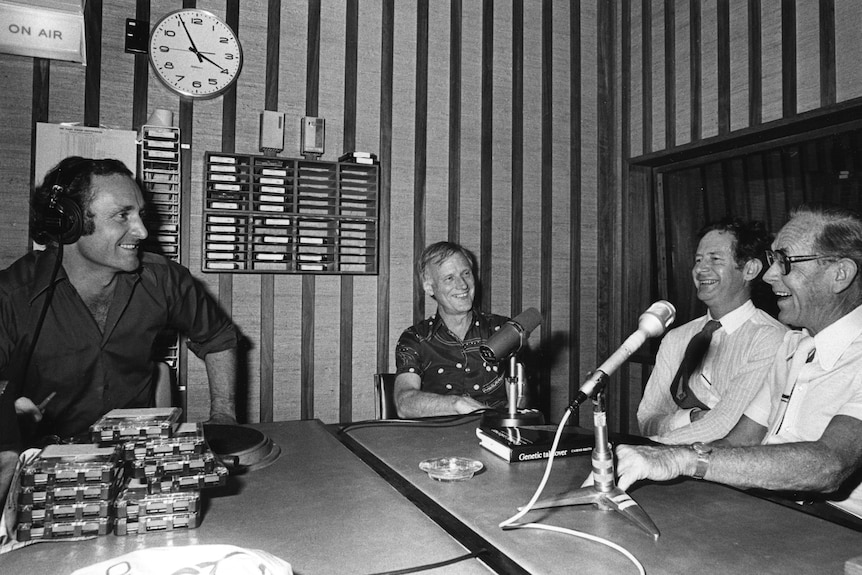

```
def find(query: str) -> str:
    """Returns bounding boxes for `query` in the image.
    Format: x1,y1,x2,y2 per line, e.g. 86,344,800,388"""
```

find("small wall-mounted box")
259,111,285,152
300,116,325,156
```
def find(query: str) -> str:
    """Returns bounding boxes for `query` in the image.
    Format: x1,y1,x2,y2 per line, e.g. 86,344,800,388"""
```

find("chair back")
374,373,398,419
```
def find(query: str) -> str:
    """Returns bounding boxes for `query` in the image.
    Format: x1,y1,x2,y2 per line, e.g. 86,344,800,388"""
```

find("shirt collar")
707,299,755,335
811,304,862,370
29,247,143,304
29,247,68,304
429,309,479,336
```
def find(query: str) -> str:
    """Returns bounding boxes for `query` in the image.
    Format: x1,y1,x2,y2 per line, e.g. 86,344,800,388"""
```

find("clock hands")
177,14,228,73
195,52,228,73
177,15,204,63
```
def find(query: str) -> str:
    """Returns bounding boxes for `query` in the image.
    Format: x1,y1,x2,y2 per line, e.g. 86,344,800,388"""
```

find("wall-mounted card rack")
139,125,181,373
202,152,379,274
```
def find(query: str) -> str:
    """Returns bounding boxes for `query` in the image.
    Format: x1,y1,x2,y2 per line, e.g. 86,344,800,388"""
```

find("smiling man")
618,205,862,522
0,157,239,504
637,218,787,443
393,241,510,417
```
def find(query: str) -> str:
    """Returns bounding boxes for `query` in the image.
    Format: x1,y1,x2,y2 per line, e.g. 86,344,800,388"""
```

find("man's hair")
791,204,862,281
697,217,772,269
31,156,134,240
417,241,477,283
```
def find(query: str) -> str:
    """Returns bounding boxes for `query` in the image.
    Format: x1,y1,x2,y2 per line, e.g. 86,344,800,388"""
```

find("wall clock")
148,9,243,99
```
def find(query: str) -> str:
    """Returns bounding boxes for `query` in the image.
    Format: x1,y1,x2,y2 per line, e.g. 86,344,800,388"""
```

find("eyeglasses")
764,249,833,275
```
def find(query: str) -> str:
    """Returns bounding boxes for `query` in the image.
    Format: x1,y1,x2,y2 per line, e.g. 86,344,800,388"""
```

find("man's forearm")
397,389,477,418
204,348,237,421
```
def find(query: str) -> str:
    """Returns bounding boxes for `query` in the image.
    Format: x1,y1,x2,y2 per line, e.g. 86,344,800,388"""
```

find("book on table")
476,425,594,463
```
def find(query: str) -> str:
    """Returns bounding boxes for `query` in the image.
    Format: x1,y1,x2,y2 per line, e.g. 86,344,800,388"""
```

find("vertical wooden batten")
479,0,494,313
819,0,836,106
412,0,429,325
301,0,321,419
340,0,359,423
376,0,394,375
538,0,553,416
448,0,462,243
510,1,523,316
83,0,102,127
258,0,282,424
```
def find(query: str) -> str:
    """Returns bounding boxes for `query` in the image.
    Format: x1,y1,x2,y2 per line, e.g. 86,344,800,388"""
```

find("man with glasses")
638,218,786,443
617,204,862,522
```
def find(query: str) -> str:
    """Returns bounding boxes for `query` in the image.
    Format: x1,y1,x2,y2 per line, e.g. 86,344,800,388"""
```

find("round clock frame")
148,9,243,99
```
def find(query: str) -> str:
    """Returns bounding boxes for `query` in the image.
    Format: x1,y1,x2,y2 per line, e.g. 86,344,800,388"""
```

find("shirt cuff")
668,408,698,432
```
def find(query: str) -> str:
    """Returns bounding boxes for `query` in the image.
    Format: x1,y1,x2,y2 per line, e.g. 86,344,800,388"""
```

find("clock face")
149,9,243,99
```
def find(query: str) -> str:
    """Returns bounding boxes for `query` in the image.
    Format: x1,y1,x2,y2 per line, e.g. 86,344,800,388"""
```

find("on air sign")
0,0,85,63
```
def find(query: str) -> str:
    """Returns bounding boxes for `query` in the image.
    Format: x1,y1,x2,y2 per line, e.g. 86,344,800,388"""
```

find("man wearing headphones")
0,157,239,506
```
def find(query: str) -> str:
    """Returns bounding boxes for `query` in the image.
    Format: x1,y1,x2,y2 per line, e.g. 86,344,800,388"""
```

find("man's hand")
452,395,486,415
13,397,44,422
615,444,689,491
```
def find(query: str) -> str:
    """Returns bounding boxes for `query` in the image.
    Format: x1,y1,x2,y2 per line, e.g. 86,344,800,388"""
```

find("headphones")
36,159,86,245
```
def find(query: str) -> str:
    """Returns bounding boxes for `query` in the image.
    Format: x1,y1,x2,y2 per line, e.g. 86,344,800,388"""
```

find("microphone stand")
531,376,660,540
480,355,545,428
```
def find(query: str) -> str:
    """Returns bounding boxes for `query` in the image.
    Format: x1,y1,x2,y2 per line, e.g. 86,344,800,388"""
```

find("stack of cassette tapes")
16,444,123,541
92,408,228,536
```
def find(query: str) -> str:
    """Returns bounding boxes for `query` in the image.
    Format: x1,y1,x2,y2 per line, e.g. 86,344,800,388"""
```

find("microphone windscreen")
511,307,542,333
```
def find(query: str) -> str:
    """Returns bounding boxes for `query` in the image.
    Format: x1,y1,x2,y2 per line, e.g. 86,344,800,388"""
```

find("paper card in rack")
476,426,594,463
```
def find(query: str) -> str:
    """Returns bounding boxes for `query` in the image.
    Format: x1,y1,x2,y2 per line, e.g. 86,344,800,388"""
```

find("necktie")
669,320,721,410
764,335,816,441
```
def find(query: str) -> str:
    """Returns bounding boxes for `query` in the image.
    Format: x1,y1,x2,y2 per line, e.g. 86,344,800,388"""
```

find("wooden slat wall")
0,0,603,426
12,1,861,430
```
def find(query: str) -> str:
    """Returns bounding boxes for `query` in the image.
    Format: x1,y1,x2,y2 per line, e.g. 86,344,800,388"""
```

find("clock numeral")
225,54,234,61
159,45,170,53
191,18,203,25
164,62,174,70
219,37,230,44
192,80,202,88
164,30,176,38
209,79,218,85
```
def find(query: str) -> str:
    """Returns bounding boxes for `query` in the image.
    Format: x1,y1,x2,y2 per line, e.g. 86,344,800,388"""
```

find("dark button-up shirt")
0,249,237,449
395,310,509,407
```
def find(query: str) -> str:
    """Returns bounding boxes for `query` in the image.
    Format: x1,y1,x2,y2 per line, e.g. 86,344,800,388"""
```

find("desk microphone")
479,308,542,363
570,300,676,407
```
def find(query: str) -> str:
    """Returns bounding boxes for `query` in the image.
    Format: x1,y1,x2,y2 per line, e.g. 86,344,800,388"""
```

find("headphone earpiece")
37,163,85,245
42,184,84,244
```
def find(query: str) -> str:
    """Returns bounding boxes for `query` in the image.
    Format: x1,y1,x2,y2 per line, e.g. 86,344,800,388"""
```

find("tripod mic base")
481,409,545,428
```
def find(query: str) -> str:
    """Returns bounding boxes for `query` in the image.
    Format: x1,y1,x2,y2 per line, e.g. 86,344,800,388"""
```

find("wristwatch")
691,441,712,480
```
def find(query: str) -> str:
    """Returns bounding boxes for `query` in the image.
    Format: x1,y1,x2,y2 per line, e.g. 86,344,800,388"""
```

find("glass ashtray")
419,457,483,482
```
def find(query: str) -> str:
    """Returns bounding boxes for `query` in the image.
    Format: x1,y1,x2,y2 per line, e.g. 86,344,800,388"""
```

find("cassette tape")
90,407,182,443
114,511,201,536
122,422,205,461
21,444,121,487
18,499,111,524
18,481,118,505
114,490,201,519
126,462,228,495
130,451,217,479
17,517,111,541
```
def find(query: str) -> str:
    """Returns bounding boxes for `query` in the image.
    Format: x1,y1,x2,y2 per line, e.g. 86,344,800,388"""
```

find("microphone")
570,300,676,407
479,308,542,363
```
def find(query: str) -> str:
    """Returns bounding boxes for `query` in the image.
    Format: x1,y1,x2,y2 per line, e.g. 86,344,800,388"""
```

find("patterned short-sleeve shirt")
395,310,509,407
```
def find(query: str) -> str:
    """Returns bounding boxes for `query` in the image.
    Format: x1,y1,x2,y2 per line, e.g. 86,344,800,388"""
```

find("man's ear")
832,258,859,294
742,258,763,281
422,277,435,298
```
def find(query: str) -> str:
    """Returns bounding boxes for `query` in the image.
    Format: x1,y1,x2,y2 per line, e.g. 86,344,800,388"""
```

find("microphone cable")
498,405,646,575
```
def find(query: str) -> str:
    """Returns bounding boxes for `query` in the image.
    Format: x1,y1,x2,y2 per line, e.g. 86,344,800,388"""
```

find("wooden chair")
374,373,399,419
